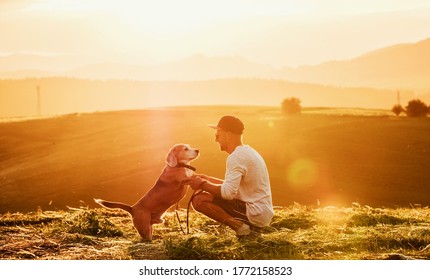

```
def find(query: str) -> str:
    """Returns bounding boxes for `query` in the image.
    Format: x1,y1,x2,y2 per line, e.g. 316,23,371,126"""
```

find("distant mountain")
0,54,279,81
65,63,152,81
64,54,279,81
282,38,430,89
0,69,56,79
0,53,92,72
1,38,429,91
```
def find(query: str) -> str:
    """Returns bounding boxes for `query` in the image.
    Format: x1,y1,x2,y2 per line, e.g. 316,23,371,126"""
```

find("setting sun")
1,0,430,116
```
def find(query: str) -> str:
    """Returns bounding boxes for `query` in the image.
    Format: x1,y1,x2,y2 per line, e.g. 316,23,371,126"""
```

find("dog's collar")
176,162,196,171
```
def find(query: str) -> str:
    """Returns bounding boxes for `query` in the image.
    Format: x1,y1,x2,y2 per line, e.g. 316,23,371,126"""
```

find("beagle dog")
94,144,199,241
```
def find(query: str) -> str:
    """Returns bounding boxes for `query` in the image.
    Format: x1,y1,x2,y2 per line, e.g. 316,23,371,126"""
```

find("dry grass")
1,204,429,260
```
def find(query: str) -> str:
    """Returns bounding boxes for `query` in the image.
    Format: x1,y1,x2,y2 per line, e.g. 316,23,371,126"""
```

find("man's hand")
189,175,207,190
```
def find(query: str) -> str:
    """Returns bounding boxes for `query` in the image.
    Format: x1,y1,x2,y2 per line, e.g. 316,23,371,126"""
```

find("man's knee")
191,192,212,211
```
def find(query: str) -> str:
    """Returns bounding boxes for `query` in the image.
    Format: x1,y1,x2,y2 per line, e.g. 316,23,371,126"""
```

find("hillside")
1,106,429,214
0,78,411,118
283,38,430,89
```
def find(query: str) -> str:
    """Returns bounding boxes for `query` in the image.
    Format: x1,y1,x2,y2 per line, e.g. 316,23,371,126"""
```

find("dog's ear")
166,147,178,167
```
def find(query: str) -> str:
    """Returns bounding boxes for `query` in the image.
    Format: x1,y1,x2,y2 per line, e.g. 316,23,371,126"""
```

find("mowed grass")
1,106,429,214
1,204,429,260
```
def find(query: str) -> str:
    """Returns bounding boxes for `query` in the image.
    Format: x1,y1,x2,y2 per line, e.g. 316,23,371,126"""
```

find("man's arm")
190,175,222,198
199,180,222,197
197,173,224,184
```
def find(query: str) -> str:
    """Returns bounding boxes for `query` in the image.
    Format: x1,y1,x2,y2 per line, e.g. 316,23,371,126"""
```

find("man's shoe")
235,223,251,236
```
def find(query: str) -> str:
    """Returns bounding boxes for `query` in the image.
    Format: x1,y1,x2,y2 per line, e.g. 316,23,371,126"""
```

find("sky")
1,0,430,68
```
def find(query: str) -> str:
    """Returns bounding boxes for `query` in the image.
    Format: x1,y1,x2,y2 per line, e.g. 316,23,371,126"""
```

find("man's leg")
191,192,250,235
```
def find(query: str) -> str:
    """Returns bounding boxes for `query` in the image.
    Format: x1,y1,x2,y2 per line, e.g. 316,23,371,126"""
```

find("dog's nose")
196,149,200,154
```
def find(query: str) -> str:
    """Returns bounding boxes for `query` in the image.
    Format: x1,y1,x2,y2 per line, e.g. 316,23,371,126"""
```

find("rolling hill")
0,78,412,118
1,106,429,214
282,38,430,89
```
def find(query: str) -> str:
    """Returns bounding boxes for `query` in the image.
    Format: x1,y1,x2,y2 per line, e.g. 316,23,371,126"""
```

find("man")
189,115,274,237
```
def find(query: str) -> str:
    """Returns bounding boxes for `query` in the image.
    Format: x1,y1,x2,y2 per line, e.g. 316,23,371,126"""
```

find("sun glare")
23,0,311,39
113,1,251,38
287,158,319,188
25,0,96,12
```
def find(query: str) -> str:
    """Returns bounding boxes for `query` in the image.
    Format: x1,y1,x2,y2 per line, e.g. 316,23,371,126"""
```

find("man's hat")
208,115,244,135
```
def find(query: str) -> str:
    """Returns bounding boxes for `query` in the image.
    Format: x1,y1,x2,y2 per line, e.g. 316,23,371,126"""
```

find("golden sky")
1,0,430,68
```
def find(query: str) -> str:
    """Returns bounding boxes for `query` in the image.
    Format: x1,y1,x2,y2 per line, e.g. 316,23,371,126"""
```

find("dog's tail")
94,198,132,214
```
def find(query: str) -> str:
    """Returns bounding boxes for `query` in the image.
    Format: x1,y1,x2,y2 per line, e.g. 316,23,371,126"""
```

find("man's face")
215,128,228,151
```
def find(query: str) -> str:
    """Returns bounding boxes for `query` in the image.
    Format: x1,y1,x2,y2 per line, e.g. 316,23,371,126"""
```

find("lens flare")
286,158,318,188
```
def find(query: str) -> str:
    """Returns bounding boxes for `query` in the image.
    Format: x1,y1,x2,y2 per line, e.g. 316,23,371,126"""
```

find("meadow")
1,204,429,260
0,106,429,259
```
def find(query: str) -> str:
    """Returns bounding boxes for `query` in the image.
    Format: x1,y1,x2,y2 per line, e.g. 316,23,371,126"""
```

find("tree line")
392,99,430,117
281,97,430,117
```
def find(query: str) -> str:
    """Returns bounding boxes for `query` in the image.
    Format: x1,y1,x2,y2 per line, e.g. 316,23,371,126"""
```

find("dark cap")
208,115,244,134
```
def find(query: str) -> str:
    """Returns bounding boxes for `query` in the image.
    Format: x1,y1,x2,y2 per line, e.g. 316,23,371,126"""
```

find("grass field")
0,106,429,260
1,106,429,213
1,203,429,260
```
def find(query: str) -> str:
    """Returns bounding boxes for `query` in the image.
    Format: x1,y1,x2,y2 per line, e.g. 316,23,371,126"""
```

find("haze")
1,0,430,117
2,0,430,68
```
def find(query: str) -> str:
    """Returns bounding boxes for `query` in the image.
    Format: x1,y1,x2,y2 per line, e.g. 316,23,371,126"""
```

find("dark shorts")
212,196,249,224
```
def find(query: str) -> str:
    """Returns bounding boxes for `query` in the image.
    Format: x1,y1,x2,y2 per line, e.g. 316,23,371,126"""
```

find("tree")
405,99,429,117
391,104,404,116
282,97,301,115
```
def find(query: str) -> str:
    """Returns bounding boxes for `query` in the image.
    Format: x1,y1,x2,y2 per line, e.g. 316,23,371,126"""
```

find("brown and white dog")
94,144,199,241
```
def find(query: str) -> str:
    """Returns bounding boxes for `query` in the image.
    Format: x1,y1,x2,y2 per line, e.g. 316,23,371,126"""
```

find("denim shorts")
212,197,249,224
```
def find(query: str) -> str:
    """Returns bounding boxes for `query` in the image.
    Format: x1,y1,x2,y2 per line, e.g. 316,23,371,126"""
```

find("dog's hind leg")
132,211,153,241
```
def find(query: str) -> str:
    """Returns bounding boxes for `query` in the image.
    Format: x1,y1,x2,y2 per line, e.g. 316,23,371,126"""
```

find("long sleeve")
219,145,274,227
221,156,244,200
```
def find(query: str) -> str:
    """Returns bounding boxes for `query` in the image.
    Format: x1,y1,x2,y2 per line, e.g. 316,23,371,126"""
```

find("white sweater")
221,145,274,227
